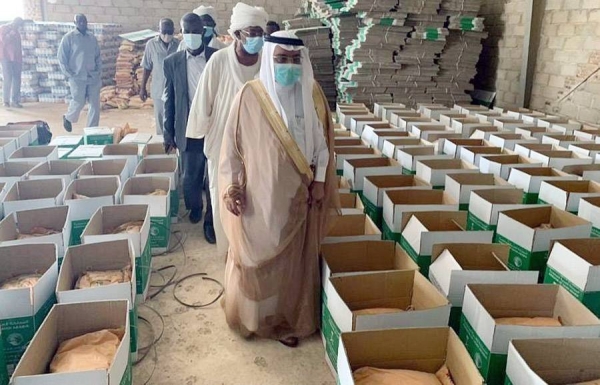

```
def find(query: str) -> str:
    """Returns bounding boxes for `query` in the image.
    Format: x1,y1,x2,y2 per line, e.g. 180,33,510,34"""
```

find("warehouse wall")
477,0,600,125
24,0,298,31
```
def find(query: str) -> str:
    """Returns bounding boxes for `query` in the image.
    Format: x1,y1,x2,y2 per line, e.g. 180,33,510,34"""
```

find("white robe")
186,43,260,254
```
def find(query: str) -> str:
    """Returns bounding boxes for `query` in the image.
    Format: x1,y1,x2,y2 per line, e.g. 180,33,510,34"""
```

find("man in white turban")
186,2,268,255
179,5,227,50
218,31,339,347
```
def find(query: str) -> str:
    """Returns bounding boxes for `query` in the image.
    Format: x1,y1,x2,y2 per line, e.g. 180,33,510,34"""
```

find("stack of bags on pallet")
115,40,146,93
326,102,600,385
100,86,153,110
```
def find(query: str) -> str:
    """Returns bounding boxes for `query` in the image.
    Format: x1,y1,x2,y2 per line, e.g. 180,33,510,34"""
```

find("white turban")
193,5,217,22
228,2,268,38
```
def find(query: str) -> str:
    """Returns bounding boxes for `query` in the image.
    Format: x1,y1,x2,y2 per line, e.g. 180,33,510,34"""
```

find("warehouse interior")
2,0,600,385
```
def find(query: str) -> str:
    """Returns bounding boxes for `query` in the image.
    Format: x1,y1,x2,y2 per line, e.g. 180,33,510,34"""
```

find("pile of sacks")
100,86,154,110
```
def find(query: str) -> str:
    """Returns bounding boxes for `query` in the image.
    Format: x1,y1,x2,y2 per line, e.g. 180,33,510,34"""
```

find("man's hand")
163,140,176,154
224,185,246,216
139,88,148,102
309,182,325,207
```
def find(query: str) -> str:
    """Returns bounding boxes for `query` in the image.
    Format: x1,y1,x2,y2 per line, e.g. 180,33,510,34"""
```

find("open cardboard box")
78,158,129,183
475,111,502,123
446,173,514,211
429,243,538,331
0,131,31,149
0,205,70,265
439,112,469,127
506,110,545,121
337,327,483,385
121,176,171,253
492,118,525,130
335,147,379,174
538,180,600,213
57,240,138,357
373,102,404,118
144,142,175,159
337,176,351,193
467,189,528,232
395,116,435,131
396,146,447,175
460,284,600,385
0,125,37,145
388,111,422,127
324,270,450,374
514,126,549,140
400,211,494,275
11,300,132,385
551,122,584,134
579,196,600,238
341,112,371,133
542,134,588,148
382,189,458,242
563,163,600,183
574,128,600,141
64,176,120,246
537,116,572,128
350,116,384,136
7,146,58,164
0,139,18,163
362,175,431,226
544,238,600,317
381,137,428,158
508,167,578,204
422,106,455,120
334,137,368,148
459,146,506,167
339,192,364,215
49,135,83,148
506,338,600,385
495,206,592,275
81,204,151,300
416,159,479,189
469,127,503,141
568,142,600,159
368,130,409,152
102,143,143,177
26,160,85,186
83,126,116,145
323,213,381,244
0,244,57,375
342,157,402,192
488,133,536,151
381,108,413,123
479,154,542,180
66,144,105,160
3,178,64,217
529,149,593,169
452,121,491,138
410,123,453,141
424,133,462,151
134,157,179,222
456,104,489,115
442,138,488,158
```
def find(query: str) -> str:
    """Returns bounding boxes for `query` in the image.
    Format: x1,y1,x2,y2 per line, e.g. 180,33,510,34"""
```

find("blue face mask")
243,36,264,55
183,33,203,51
204,26,214,38
274,63,302,87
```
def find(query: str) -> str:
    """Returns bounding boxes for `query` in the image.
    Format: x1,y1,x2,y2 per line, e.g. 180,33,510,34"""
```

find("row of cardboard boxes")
317,101,600,384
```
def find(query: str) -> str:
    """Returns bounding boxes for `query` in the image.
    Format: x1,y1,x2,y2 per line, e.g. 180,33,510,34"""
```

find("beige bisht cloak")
219,79,339,340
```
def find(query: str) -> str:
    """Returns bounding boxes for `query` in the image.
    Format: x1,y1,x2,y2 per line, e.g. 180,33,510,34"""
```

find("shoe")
204,224,216,244
189,209,201,224
279,337,299,348
11,103,22,108
63,115,72,132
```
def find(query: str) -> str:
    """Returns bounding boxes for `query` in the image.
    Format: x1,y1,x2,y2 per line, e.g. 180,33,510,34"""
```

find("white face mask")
160,34,173,43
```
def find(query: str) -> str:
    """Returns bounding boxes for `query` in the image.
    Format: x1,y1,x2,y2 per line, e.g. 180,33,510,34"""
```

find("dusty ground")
0,103,336,385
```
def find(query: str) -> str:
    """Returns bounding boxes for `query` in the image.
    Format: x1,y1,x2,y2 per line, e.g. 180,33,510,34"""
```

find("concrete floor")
0,103,336,385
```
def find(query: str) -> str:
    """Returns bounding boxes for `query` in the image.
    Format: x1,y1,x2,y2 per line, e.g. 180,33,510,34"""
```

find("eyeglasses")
241,29,264,38
273,55,302,65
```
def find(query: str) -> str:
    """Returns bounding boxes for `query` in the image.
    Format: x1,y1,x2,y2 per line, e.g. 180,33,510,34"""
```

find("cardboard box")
342,157,402,192
563,163,600,183
382,189,458,242
514,126,549,140
457,104,489,114
49,135,83,148
120,133,153,145
0,131,30,149
460,284,600,385
395,116,435,131
334,137,368,148
323,213,381,244
439,112,468,127
506,338,600,385
102,144,142,177
453,121,491,138
64,177,120,246
495,206,592,275
78,158,129,183
7,146,58,164
544,239,600,317
339,110,370,131
0,125,37,146
538,180,600,213
382,108,413,123
0,139,18,163
373,102,404,118
66,144,105,159
83,126,115,145
324,270,451,373
362,174,431,226
467,189,528,232
121,176,171,253
0,206,70,265
0,161,39,191
11,300,132,385
569,142,600,160
3,178,64,217
529,149,593,169
26,160,85,186
459,146,506,167
400,211,494,275
0,244,57,375
578,196,600,237
336,327,483,385
470,127,503,141
574,128,600,141
411,124,453,141
338,192,364,214
57,240,138,356
422,106,455,120
488,133,536,151
537,116,572,128
337,176,351,193
350,116,384,136
475,111,502,123
552,122,584,134
144,142,175,159
416,159,479,189
442,138,487,158
134,157,179,221
335,147,379,174
493,118,525,130
81,204,151,300
542,134,588,148
429,243,538,331
446,173,514,210
508,167,577,204
388,111,422,127
396,146,448,175
479,154,542,180
381,137,427,158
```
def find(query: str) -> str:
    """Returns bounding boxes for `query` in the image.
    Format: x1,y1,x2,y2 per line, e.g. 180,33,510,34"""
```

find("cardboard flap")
9,178,63,201
16,205,69,233
412,271,451,310
121,176,171,196
0,161,39,177
10,146,57,159
469,284,559,318
446,330,485,385
102,143,139,156
134,157,178,175
65,176,120,199
28,160,85,177
79,158,128,177
554,287,600,326
327,214,369,237
335,147,374,155
431,243,511,268
472,188,524,205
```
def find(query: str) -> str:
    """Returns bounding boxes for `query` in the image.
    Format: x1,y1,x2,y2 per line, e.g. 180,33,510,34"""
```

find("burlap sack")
353,308,403,316
50,328,125,373
354,367,443,385
0,274,42,289
73,193,89,199
110,221,144,234
495,317,562,327
17,226,60,239
76,265,132,289
436,365,455,385
146,189,168,196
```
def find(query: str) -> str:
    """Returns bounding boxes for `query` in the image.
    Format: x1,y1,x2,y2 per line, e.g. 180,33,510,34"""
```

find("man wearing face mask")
218,30,337,347
186,2,268,256
58,14,101,132
178,5,227,51
163,13,217,243
140,18,178,135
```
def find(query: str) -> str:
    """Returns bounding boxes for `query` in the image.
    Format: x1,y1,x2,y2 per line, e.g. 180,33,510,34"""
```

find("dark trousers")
182,138,212,225
1,60,21,105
